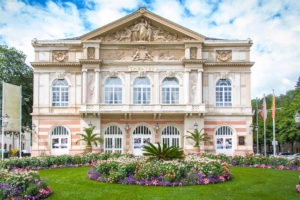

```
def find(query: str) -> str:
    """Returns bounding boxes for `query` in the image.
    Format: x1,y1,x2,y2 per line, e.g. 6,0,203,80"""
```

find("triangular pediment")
80,8,205,42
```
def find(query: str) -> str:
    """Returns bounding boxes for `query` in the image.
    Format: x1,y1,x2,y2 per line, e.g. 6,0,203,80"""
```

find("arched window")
51,126,69,135
104,126,123,153
9,144,12,150
162,78,179,104
133,126,152,135
4,143,7,150
133,77,151,104
105,77,122,104
52,79,68,106
161,126,180,147
216,79,232,107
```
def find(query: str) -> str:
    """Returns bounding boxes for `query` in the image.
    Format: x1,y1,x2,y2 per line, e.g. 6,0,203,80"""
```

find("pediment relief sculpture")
132,46,153,61
91,18,196,42
216,50,232,62
53,51,68,62
159,51,179,60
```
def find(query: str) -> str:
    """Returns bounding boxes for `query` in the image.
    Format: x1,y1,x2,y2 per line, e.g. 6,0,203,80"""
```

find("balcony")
80,104,206,114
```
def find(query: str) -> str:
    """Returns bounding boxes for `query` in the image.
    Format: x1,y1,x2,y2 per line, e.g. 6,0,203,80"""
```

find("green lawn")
39,167,300,200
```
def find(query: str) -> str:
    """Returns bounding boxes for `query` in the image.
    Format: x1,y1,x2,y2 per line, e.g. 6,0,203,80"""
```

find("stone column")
197,69,203,104
82,69,87,104
185,47,190,59
154,72,160,104
184,70,190,104
125,72,131,104
94,69,100,103
197,45,202,59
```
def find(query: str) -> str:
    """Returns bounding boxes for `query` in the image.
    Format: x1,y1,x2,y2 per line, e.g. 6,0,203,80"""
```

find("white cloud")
0,0,299,99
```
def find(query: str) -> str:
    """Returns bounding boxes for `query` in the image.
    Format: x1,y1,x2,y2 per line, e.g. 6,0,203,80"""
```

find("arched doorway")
215,126,233,156
133,125,152,155
51,126,69,155
161,126,180,147
104,126,123,153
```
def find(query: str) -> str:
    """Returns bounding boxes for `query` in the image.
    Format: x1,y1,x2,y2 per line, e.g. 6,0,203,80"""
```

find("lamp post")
125,123,130,133
88,122,93,128
194,122,198,131
295,112,300,128
1,113,10,160
250,124,259,154
155,123,159,133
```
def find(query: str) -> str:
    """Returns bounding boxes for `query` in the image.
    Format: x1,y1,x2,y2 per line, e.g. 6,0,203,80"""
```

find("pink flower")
218,176,225,182
203,178,210,185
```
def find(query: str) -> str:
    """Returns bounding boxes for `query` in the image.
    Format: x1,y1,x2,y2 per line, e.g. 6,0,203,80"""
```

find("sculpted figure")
144,48,153,60
138,18,148,41
131,21,139,41
119,27,132,42
132,48,140,61
146,21,153,42
113,31,121,41
153,27,166,41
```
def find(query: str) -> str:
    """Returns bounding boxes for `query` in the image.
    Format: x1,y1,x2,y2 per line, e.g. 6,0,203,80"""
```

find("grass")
39,167,300,200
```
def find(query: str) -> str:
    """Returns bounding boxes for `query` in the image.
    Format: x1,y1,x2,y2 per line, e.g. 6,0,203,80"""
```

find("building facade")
30,8,254,157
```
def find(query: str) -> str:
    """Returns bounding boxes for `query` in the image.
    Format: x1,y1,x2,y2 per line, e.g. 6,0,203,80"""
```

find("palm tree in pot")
76,126,103,153
185,128,211,153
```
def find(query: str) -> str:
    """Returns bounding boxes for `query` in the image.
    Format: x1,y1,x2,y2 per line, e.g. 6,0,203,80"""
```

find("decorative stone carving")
214,71,235,80
138,70,146,77
132,46,153,61
189,73,197,103
88,47,95,59
159,51,179,60
53,51,68,62
216,50,232,62
109,71,117,77
190,48,197,59
105,51,125,60
166,71,175,78
92,18,195,42
87,73,95,103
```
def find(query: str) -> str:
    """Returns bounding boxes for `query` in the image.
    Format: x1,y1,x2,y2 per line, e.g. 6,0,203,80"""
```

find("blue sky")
0,0,299,98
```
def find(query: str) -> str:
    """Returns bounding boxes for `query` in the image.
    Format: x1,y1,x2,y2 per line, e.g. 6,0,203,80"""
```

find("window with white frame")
52,80,68,106
161,126,180,147
105,77,122,104
216,79,232,106
133,77,151,104
162,78,179,104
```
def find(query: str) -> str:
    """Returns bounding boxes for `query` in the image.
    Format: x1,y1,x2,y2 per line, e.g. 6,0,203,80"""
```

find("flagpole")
256,97,259,154
1,81,4,160
19,85,22,158
272,89,276,156
263,94,266,156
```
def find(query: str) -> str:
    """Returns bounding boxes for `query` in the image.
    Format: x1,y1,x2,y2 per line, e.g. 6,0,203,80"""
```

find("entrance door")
133,126,152,156
104,126,123,153
161,126,180,147
215,126,233,156
51,126,69,155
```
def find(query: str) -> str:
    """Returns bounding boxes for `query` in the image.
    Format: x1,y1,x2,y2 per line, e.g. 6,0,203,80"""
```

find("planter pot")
85,146,92,153
193,146,200,153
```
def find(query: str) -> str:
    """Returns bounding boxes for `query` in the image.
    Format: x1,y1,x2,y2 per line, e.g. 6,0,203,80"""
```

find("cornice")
79,59,103,64
204,62,255,67
30,62,81,67
102,60,183,66
182,59,206,64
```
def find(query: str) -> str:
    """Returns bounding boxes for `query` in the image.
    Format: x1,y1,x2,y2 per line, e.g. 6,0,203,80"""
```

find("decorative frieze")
88,47,95,59
52,50,68,62
159,51,179,60
105,51,125,60
87,73,95,103
132,46,153,61
214,72,235,80
216,50,232,62
189,72,198,103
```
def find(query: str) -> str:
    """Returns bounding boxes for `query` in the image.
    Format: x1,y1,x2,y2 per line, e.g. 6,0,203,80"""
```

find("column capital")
94,69,100,72
184,69,191,73
82,69,88,72
198,69,203,72
197,45,203,49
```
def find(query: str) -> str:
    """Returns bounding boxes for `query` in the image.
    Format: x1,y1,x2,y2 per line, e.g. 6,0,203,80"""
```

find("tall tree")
0,45,33,128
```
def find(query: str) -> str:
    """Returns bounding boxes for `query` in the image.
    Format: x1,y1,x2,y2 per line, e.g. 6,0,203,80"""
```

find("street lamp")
155,123,159,133
194,122,198,131
295,112,300,128
88,122,93,128
125,123,130,133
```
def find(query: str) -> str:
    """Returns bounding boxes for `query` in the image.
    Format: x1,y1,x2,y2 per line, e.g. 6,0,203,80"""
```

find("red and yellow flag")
272,90,275,119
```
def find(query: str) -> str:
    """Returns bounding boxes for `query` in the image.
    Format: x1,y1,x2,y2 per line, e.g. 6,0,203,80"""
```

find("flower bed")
88,154,232,186
0,169,52,199
0,153,129,170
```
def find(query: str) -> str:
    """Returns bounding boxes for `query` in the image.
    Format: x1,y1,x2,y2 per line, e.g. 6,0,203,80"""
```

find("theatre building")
30,8,254,156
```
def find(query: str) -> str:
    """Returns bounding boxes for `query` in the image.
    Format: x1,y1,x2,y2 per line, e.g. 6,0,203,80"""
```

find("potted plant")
76,126,103,153
185,128,211,153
